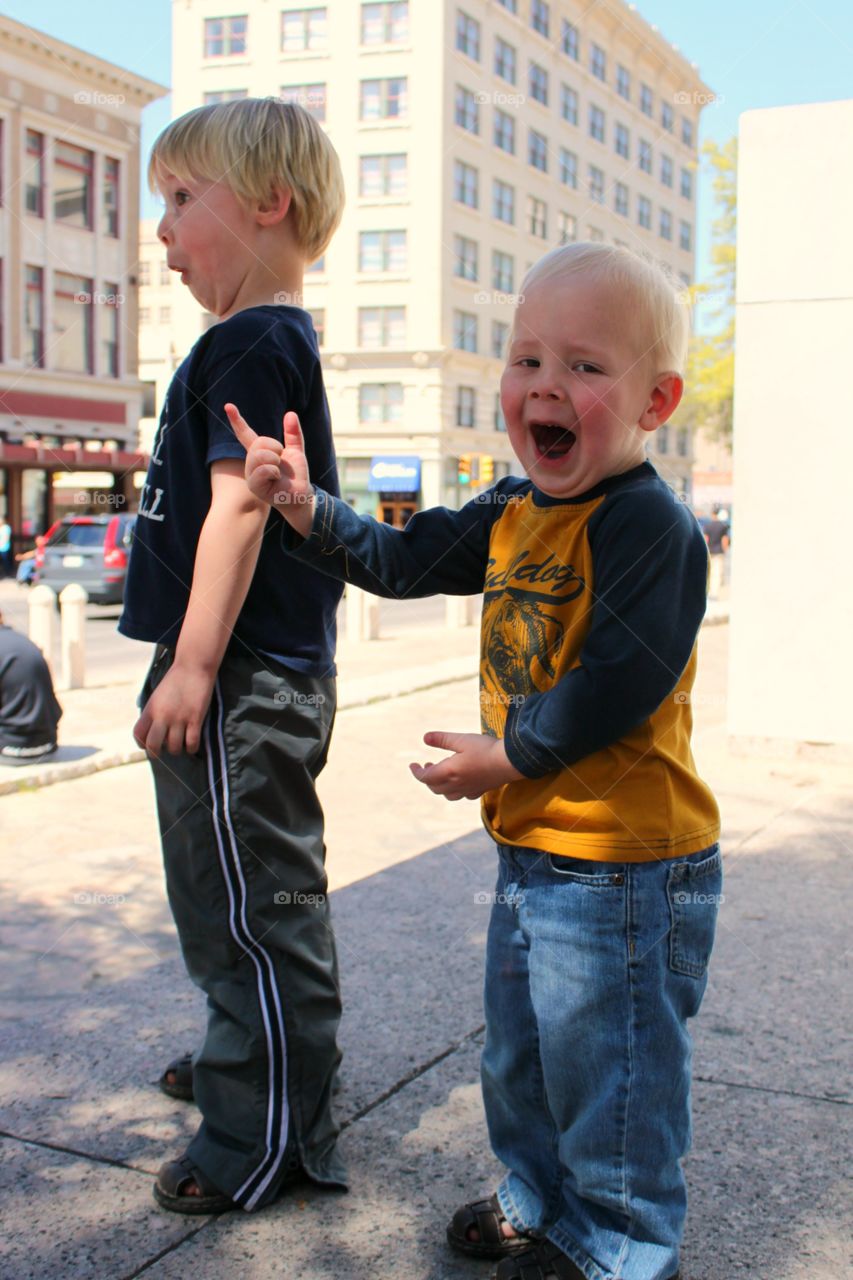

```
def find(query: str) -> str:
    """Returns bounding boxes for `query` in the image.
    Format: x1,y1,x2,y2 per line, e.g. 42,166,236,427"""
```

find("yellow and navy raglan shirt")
287,460,720,862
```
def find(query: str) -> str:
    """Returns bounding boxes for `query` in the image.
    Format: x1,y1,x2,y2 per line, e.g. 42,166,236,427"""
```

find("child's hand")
409,731,524,801
133,663,215,756
225,404,315,537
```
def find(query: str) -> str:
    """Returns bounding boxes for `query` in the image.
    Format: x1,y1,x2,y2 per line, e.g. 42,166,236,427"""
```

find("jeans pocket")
667,845,723,978
546,853,626,887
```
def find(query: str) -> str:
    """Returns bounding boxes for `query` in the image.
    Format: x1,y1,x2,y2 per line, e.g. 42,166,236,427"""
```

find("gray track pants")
142,644,346,1208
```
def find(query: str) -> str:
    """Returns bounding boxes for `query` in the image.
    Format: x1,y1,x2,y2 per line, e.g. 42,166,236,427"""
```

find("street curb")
1,611,729,797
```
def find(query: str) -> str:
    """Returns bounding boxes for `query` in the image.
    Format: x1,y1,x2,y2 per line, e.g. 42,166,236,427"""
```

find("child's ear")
256,187,292,226
638,372,683,433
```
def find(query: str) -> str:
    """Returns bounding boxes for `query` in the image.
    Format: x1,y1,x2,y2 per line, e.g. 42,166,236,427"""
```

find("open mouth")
531,423,577,462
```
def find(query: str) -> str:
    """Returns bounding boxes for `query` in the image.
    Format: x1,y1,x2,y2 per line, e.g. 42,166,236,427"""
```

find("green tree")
678,137,737,445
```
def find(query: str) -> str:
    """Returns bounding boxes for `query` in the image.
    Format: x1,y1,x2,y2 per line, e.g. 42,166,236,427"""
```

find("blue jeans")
481,842,722,1280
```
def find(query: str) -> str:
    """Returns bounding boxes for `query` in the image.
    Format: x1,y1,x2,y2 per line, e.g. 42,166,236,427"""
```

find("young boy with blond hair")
120,97,347,1213
229,242,721,1279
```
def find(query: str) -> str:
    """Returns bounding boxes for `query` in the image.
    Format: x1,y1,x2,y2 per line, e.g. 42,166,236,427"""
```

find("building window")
589,105,605,143
359,382,403,423
453,234,479,281
203,89,248,104
494,108,515,154
530,0,549,38
639,139,652,174
659,209,672,241
661,101,674,132
492,178,515,225
676,427,689,457
25,266,44,368
139,262,152,286
159,306,171,323
557,210,577,245
638,195,651,230
455,86,480,134
456,385,476,427
494,36,516,84
679,220,692,252
103,285,120,377
310,308,325,345
529,62,548,106
680,167,693,200
456,9,480,60
491,319,510,358
54,142,94,229
661,154,673,187
280,83,326,121
682,117,694,148
204,15,248,57
453,160,479,209
361,1,408,44
159,262,171,285
614,123,630,160
561,19,579,59
282,7,327,50
616,64,631,100
494,393,507,432
590,43,606,82
53,273,93,373
658,424,669,453
496,0,517,11
527,195,547,239
560,84,578,126
492,249,514,292
138,307,150,325
360,77,407,120
559,147,577,188
528,128,548,173
359,153,407,197
453,309,478,352
614,181,629,217
588,165,605,204
359,229,407,272
25,130,45,217
588,225,604,241
640,83,653,117
103,157,119,237
358,305,406,347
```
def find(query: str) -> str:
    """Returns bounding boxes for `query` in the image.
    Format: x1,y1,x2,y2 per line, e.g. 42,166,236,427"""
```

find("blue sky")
6,0,853,290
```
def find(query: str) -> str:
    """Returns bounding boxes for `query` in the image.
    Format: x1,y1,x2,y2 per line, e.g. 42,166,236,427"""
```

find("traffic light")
458,453,472,484
480,454,494,484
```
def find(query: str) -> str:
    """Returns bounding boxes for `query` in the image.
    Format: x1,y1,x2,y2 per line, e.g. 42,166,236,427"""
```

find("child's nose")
157,212,172,243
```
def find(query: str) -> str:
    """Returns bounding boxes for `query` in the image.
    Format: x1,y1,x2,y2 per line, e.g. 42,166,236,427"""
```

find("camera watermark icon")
474,290,525,307
673,690,726,707
475,90,527,108
672,890,725,906
474,890,525,907
274,290,303,307
272,490,315,506
73,891,127,906
274,690,326,706
73,490,125,506
273,890,326,906
74,90,126,106
74,291,124,306
673,90,722,106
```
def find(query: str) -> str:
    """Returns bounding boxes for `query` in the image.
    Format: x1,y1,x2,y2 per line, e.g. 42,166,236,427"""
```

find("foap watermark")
73,490,125,507
474,890,525,907
272,491,315,506
480,690,528,711
475,90,527,108
474,290,525,307
672,890,725,906
74,90,126,107
274,290,303,307
273,890,326,906
73,891,128,906
673,90,723,106
74,290,125,306
274,690,327,707
673,690,726,708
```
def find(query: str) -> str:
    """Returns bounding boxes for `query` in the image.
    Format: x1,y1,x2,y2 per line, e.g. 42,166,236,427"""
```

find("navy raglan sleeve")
285,483,519,598
503,486,709,777
198,345,297,466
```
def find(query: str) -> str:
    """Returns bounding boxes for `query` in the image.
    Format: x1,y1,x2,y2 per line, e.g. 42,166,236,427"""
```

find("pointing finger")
224,403,258,450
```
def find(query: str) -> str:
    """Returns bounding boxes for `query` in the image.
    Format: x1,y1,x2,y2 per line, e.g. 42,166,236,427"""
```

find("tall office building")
153,0,710,518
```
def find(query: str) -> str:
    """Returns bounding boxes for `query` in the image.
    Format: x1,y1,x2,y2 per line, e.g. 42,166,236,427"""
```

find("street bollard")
59,583,88,689
28,584,57,675
445,593,476,628
346,585,380,642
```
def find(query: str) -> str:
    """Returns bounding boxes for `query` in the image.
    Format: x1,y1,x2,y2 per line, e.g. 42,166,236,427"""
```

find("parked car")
34,514,136,606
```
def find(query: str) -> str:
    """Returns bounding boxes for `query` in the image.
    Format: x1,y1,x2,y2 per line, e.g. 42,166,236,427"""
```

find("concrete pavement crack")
693,1075,850,1106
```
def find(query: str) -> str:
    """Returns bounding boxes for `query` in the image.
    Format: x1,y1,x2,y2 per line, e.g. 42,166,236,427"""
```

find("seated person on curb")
119,97,347,1216
0,610,62,764
227,242,721,1280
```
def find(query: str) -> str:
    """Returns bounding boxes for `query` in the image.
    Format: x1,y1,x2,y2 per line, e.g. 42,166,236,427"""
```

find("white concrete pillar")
346,585,380,642
28,585,57,675
59,584,88,689
445,593,477,628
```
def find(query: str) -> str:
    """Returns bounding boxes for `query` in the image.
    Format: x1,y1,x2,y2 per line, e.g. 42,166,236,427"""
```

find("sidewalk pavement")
0,598,730,797
3,616,849,1280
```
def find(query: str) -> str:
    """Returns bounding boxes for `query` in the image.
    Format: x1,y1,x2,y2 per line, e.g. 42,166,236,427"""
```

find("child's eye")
175,191,190,206
515,357,540,368
574,361,602,374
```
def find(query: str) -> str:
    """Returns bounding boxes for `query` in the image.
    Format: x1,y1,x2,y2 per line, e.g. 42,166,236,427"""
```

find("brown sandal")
447,1193,533,1259
153,1154,235,1215
158,1052,194,1102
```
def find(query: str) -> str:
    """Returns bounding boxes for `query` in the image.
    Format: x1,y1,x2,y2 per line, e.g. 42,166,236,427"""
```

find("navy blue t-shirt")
119,305,342,675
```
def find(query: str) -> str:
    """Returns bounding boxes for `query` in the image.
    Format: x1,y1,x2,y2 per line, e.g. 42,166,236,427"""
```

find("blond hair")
148,97,345,263
519,242,690,375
